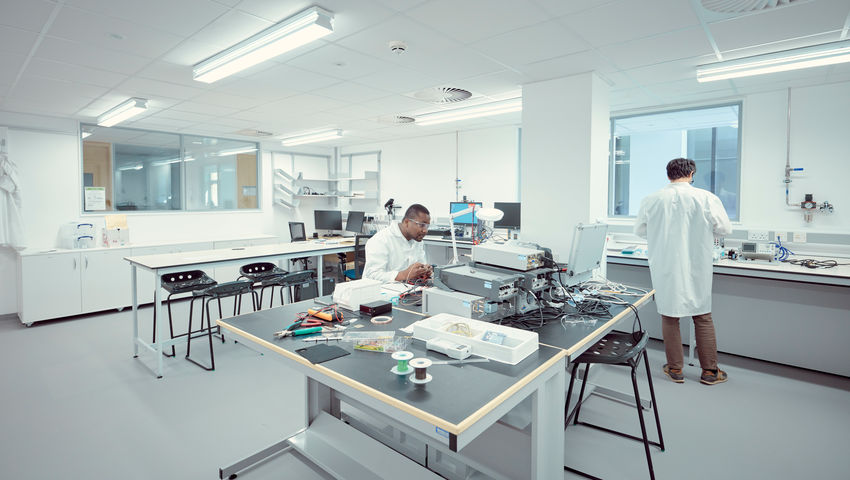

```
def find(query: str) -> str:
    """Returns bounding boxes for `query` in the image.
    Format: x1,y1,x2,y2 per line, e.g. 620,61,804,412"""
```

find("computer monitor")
494,202,521,229
345,211,365,234
288,222,306,242
314,210,343,231
449,202,482,225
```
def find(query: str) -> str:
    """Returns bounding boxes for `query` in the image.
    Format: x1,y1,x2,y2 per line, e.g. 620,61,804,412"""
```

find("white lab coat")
363,223,427,283
0,153,25,250
634,183,732,317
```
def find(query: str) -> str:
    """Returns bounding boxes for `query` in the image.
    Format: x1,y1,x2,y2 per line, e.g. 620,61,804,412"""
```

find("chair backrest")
289,222,306,242
160,270,216,294
276,269,315,287
353,234,373,279
197,280,254,298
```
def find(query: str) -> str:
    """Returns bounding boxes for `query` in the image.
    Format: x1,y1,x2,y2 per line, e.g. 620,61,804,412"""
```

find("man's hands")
396,262,432,282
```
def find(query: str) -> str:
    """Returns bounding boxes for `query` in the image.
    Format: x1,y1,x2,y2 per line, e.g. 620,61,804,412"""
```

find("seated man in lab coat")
635,158,732,385
363,204,432,283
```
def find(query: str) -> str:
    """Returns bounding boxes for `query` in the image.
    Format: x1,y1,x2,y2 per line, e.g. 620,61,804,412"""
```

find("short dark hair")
404,204,429,220
667,158,696,180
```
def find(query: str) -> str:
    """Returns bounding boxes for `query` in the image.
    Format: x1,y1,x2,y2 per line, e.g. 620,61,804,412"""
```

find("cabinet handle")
72,258,77,269
84,257,88,269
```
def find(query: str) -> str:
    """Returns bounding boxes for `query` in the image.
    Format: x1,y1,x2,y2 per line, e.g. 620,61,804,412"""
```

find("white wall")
341,126,520,222
739,82,850,233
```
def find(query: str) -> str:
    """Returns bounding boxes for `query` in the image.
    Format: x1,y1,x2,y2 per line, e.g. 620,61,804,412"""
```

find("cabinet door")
81,249,132,312
19,253,82,323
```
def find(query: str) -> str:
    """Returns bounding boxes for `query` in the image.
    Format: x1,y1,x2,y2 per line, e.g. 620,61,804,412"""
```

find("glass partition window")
609,103,741,220
81,124,259,212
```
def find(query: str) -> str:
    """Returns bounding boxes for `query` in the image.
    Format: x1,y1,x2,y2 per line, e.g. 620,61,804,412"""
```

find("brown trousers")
661,313,718,371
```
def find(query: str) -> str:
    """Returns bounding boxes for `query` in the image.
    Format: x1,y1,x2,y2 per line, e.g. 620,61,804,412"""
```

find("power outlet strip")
747,230,769,241
775,232,788,242
792,232,807,243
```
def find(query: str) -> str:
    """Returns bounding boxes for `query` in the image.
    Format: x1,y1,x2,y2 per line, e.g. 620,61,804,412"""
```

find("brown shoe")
663,364,684,383
700,369,728,385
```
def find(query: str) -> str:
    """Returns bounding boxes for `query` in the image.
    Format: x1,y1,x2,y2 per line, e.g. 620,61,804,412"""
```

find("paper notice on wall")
84,187,106,211
104,214,128,229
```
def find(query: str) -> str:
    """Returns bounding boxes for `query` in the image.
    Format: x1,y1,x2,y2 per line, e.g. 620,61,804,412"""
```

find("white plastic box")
412,313,538,364
333,278,383,310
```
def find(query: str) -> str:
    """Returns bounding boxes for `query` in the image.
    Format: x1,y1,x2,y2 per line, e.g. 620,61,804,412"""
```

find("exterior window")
609,103,741,220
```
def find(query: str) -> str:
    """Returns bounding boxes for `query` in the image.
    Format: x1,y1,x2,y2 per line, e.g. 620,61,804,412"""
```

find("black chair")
564,331,664,480
289,221,311,270
344,234,373,280
186,280,258,371
152,270,217,357
272,270,316,305
238,262,288,309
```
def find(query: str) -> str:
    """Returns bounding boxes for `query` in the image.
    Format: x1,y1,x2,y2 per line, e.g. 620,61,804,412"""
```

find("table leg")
131,265,138,357
306,377,339,425
531,359,565,479
688,320,696,366
154,271,164,378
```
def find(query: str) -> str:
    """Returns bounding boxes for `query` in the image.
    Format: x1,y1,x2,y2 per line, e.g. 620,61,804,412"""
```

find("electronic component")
471,243,545,271
422,287,505,321
425,337,471,360
740,242,775,261
469,262,553,292
433,264,520,301
360,300,392,316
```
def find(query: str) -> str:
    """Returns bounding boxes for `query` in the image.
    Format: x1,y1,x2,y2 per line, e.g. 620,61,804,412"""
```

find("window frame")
607,101,743,221
79,123,262,215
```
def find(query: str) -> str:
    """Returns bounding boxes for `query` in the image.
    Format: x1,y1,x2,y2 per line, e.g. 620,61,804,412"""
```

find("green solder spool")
390,351,414,376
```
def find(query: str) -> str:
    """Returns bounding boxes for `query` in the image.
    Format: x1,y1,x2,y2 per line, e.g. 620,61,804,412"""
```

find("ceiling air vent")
411,86,473,104
700,0,804,13
233,129,275,137
378,115,416,125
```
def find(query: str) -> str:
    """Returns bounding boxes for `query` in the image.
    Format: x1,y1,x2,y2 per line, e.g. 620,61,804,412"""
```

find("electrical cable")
783,258,848,269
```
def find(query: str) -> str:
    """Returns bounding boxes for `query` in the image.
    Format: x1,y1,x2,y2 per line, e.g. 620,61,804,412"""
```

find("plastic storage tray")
412,313,538,364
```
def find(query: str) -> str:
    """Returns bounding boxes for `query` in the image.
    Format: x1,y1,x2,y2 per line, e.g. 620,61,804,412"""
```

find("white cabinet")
18,252,82,324
81,249,132,312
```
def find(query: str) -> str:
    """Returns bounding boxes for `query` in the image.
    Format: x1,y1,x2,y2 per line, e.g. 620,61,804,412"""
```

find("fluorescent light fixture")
280,129,343,146
415,97,522,126
81,131,92,139
215,146,257,156
697,40,850,82
97,97,148,127
193,6,334,83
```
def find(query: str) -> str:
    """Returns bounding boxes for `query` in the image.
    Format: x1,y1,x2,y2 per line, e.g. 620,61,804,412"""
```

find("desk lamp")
449,206,503,264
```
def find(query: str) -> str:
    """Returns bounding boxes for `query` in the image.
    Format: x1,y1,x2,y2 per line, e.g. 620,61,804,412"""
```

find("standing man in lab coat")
635,158,732,385
363,203,432,283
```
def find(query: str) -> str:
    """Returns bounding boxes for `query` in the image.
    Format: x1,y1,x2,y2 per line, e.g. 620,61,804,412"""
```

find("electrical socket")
747,230,769,241
792,232,807,243
775,232,788,242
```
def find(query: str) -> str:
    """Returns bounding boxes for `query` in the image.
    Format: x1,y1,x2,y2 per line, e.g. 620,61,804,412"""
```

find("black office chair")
344,234,373,280
289,221,311,271
186,280,258,371
564,331,664,480
152,270,217,357
238,262,288,309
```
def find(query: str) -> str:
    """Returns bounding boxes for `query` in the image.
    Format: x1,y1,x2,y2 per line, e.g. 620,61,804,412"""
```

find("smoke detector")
411,86,473,104
389,40,407,55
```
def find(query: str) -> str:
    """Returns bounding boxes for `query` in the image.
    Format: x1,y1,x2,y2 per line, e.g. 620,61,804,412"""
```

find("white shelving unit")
272,150,381,211
274,168,299,209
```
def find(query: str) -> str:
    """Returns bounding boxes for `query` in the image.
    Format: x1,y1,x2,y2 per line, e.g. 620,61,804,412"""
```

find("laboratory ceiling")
1,0,849,146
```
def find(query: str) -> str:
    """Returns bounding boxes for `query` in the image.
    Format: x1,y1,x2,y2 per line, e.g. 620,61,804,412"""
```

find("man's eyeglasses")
406,218,430,229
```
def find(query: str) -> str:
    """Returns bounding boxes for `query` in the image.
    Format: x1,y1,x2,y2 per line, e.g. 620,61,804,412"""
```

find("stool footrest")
575,421,664,450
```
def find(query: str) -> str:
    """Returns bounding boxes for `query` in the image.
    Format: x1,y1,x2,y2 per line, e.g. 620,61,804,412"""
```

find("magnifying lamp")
448,205,503,264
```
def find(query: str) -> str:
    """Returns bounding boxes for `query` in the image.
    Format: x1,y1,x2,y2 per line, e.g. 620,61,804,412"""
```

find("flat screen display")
314,210,343,231
494,202,521,229
450,202,482,225
345,211,365,233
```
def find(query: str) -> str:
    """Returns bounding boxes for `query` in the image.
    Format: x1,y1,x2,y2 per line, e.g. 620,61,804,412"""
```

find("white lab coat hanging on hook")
0,151,25,249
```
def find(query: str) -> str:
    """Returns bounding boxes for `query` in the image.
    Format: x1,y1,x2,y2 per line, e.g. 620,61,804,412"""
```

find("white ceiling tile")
0,0,56,32
169,101,240,117
366,94,434,116
189,10,273,51
1,93,95,116
11,75,108,101
330,103,380,120
598,27,714,71
352,66,441,95
406,0,550,44
261,93,349,113
187,123,246,135
136,61,202,87
35,36,152,74
155,109,220,123
644,77,736,100
287,44,395,81
0,26,38,55
0,53,26,86
532,0,620,17
190,90,265,109
471,20,589,67
47,6,186,59
26,58,129,89
209,76,301,101
310,82,389,103
455,70,527,97
398,47,506,83
560,0,701,47
160,38,228,66
709,0,850,52
335,16,459,62
371,0,429,12
518,49,615,83
621,57,714,87
120,77,208,101
226,63,343,94
235,0,396,41
65,0,229,37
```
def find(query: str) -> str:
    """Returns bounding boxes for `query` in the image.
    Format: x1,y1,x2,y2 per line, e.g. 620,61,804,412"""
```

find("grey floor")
1,301,848,480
